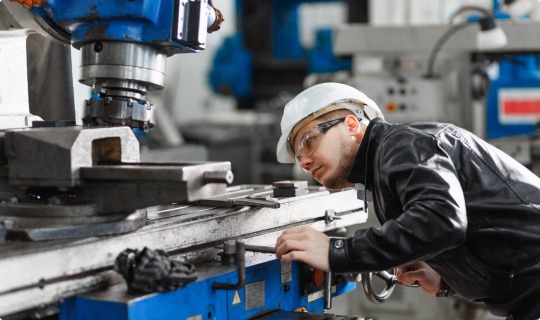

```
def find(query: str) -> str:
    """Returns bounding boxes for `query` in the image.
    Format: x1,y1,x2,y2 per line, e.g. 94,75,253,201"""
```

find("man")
274,82,540,320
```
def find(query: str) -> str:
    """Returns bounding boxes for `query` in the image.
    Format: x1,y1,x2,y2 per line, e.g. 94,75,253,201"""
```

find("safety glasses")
293,117,345,164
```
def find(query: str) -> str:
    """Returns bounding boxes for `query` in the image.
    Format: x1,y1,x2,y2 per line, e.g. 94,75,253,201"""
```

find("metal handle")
323,271,332,309
203,170,234,185
361,268,420,304
212,240,245,290
361,268,398,304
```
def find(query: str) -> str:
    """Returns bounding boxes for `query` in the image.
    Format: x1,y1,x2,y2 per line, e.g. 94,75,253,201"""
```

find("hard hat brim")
276,99,378,163
276,122,297,163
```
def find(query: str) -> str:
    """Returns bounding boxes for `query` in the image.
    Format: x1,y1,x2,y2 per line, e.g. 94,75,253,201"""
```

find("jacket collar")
347,117,386,189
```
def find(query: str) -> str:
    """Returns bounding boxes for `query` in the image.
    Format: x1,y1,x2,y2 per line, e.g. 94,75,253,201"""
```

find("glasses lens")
293,118,345,165
295,126,324,163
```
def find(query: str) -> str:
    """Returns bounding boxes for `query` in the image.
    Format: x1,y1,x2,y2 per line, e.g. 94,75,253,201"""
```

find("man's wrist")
436,279,455,297
328,237,355,273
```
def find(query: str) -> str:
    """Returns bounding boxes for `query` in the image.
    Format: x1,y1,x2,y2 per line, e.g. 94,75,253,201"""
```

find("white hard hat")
276,82,384,163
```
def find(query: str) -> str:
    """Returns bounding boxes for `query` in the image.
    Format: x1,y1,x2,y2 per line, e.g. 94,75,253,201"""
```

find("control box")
351,77,449,124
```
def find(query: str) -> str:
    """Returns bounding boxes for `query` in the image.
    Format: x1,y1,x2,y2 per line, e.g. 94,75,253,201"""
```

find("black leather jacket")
329,118,540,319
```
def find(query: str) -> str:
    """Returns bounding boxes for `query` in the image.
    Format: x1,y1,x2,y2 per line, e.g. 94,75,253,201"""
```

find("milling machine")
0,1,395,319
0,0,230,241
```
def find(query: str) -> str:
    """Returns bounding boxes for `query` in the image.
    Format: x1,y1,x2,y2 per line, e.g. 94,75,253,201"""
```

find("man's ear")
344,114,360,134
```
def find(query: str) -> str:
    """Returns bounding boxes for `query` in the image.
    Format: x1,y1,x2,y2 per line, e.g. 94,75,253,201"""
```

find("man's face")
292,118,357,189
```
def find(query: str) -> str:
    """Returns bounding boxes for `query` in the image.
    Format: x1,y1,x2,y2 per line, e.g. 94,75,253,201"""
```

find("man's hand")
275,226,330,272
396,262,441,295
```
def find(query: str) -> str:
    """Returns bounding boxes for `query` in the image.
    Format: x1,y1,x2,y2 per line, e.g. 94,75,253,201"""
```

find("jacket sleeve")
330,129,468,272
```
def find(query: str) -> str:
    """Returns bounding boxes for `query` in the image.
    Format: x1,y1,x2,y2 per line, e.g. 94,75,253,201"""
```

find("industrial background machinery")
196,0,367,185
208,0,365,108
329,0,540,178
203,0,540,185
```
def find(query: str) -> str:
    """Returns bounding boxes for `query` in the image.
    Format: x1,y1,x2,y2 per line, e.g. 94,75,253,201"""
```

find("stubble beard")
322,141,355,190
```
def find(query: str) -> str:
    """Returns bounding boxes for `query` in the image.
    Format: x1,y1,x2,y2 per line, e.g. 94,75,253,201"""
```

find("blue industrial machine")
59,257,356,320
208,0,355,105
484,0,540,139
0,181,377,319
208,33,253,99
485,54,540,139
7,0,224,130
24,0,217,52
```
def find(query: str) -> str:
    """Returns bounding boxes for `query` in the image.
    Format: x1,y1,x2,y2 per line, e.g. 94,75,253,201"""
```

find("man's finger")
398,269,425,285
275,229,312,252
281,250,330,272
280,250,309,264
275,239,306,259
275,235,296,253
396,266,407,277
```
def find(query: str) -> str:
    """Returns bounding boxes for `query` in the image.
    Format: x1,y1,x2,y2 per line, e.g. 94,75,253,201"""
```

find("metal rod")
244,244,276,254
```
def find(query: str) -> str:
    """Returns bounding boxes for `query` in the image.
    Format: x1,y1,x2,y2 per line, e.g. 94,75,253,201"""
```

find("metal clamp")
212,241,278,290
324,209,341,224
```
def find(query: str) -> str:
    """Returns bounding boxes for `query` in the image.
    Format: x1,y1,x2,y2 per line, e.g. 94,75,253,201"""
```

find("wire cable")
424,21,471,78
425,5,498,78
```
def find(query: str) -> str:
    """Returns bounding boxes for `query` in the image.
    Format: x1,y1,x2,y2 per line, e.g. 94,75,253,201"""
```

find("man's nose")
299,154,313,171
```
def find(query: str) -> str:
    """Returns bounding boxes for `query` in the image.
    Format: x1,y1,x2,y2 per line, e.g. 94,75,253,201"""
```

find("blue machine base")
59,257,356,320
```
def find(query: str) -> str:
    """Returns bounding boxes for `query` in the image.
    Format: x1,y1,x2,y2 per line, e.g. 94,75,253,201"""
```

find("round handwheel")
361,268,398,304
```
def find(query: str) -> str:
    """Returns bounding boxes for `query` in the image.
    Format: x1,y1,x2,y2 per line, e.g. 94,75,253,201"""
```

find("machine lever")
214,243,276,254
323,271,333,309
374,270,420,288
374,270,396,283
362,268,421,304
212,240,246,290
243,244,276,254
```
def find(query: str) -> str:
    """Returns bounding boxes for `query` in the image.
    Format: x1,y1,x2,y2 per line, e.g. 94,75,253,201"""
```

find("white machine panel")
351,77,446,124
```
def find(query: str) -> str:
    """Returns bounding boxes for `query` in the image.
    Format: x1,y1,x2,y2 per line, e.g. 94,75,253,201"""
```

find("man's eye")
305,136,314,147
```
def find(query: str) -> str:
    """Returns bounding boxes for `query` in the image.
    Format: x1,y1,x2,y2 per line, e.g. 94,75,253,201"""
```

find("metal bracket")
324,209,341,224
